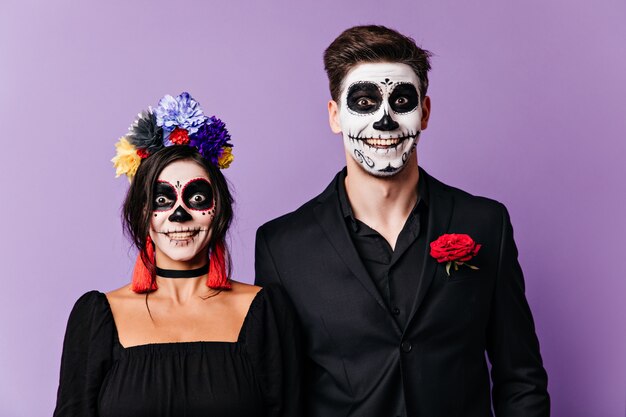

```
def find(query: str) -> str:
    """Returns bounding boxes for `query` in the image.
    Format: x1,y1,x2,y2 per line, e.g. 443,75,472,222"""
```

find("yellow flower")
111,137,141,181
217,146,234,169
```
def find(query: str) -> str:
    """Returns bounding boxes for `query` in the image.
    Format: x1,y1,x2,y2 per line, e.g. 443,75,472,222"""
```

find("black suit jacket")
255,168,549,417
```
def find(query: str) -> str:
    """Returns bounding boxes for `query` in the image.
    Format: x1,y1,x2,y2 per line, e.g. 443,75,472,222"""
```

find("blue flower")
154,92,206,142
190,116,232,165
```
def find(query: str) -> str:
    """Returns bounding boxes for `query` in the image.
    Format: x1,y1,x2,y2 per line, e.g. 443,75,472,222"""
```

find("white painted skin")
149,160,214,269
338,63,423,177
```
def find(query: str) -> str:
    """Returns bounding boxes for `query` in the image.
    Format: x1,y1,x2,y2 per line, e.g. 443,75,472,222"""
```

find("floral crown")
112,92,234,181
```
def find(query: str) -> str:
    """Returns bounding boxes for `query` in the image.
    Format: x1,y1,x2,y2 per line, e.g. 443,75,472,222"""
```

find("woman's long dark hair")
122,146,234,289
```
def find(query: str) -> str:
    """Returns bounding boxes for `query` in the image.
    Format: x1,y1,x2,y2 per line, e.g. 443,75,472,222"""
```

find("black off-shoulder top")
53,285,303,417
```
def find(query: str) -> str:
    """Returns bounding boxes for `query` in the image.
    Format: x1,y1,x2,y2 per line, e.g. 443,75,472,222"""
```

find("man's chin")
350,156,409,178
351,148,415,177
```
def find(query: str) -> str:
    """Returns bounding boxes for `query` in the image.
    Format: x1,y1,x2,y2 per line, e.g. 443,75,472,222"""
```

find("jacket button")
401,341,412,353
392,307,400,315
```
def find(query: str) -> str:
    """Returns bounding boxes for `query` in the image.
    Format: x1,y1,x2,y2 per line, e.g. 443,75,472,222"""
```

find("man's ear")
328,100,342,133
421,96,431,130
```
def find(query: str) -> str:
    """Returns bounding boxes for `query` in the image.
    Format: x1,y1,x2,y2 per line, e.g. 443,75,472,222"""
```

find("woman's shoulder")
239,282,297,336
229,281,292,313
64,290,116,343
253,283,292,310
105,283,134,300
69,290,109,317
229,280,262,297
222,281,261,321
105,284,141,310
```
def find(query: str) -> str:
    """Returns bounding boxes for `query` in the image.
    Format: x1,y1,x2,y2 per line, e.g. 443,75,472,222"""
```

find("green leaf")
445,262,451,276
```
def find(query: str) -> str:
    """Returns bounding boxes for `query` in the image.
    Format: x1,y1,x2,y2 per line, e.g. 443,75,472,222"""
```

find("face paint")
182,178,214,211
338,63,423,177
153,181,177,211
149,160,216,267
168,205,193,223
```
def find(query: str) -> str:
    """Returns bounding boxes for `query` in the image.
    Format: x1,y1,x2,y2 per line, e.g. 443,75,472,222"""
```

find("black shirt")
54,287,302,417
337,170,429,329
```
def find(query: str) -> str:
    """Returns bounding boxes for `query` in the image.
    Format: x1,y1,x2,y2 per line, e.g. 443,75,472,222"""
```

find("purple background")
1,0,625,416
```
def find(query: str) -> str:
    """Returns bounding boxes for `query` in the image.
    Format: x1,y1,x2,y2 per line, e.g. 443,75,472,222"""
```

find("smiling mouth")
348,132,419,149
157,227,207,240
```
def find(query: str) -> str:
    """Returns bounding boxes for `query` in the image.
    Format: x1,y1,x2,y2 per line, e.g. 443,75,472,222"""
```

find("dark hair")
323,25,432,103
122,146,234,286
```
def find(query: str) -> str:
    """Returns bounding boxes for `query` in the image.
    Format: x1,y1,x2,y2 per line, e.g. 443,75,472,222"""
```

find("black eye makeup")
153,181,177,211
347,82,383,114
389,83,419,113
182,178,214,211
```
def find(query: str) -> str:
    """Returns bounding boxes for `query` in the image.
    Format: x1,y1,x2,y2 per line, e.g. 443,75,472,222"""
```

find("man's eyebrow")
347,82,380,93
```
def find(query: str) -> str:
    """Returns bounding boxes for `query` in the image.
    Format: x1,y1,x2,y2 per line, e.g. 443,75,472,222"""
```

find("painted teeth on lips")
162,229,204,239
167,231,196,239
364,137,401,147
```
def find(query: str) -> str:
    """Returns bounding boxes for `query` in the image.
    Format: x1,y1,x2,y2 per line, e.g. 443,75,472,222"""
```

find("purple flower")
190,116,232,165
154,92,206,141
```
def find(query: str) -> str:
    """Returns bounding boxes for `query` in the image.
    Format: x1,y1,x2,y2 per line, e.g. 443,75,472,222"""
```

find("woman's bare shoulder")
226,281,262,311
106,284,135,299
229,280,262,294
105,284,147,310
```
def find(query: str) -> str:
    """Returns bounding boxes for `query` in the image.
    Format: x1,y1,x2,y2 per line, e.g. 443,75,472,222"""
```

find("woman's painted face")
149,160,215,266
338,62,424,177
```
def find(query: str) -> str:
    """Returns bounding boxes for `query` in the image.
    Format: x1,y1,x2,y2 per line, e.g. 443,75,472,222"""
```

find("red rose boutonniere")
430,233,481,276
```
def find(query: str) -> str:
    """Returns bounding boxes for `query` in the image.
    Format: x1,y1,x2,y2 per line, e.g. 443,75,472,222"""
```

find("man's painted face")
149,160,215,266
338,63,423,177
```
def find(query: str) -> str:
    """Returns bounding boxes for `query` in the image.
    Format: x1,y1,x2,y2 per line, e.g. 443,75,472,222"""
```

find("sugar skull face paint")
182,178,214,211
337,63,425,176
149,160,215,267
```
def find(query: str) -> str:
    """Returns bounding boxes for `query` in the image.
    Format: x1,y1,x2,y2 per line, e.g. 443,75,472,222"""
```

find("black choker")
155,264,209,278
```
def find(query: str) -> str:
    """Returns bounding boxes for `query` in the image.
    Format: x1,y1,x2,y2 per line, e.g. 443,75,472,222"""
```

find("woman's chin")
154,240,210,265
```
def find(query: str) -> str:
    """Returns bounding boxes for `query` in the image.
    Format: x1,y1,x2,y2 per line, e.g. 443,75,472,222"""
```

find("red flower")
136,148,150,159
430,234,481,275
169,127,190,145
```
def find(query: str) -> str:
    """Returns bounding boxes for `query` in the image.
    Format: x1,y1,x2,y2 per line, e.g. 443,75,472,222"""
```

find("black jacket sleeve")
54,291,115,417
486,205,550,416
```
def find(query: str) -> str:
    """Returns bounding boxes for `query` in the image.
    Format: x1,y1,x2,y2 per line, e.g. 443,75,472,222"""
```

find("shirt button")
392,307,400,315
401,341,412,353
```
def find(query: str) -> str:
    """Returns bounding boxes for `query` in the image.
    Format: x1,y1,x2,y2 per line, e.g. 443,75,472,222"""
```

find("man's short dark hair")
323,25,432,104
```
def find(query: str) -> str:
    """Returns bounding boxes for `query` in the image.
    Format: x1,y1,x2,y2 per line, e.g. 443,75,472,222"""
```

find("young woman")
54,93,302,417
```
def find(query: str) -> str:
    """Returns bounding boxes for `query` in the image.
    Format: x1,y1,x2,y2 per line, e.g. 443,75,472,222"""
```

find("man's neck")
344,155,420,249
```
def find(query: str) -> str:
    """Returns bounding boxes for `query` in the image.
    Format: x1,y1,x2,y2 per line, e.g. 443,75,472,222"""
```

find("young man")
255,25,549,417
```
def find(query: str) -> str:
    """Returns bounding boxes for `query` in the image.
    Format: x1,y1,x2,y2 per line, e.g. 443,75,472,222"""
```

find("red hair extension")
131,236,158,293
207,240,231,289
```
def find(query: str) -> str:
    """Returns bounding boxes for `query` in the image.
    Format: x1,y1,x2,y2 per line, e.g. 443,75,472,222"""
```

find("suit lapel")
406,171,455,328
313,173,390,315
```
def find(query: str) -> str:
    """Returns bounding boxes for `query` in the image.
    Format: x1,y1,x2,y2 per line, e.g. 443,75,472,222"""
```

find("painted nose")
373,113,400,131
168,205,193,222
